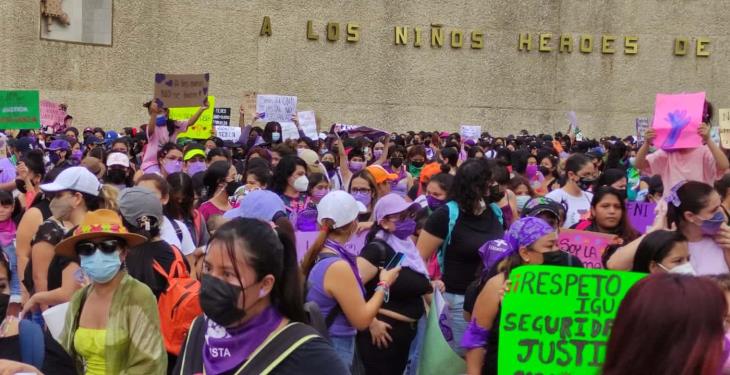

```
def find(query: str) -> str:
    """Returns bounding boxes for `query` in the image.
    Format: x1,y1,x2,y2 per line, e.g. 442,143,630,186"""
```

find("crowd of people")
0,98,729,375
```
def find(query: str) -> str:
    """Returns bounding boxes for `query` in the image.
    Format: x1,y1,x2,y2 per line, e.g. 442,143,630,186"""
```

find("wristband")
375,281,390,303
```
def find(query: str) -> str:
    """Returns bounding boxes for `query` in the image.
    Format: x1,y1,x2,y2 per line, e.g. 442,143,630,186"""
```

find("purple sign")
626,201,657,234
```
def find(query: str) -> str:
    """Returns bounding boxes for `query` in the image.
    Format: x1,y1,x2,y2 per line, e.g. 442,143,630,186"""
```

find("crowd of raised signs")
1,97,730,375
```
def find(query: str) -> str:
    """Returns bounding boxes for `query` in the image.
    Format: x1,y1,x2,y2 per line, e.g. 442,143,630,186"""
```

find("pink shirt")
140,120,189,172
642,146,723,195
199,201,226,222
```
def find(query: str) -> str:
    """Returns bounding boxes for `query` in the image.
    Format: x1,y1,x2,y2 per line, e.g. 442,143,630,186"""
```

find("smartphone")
385,252,405,270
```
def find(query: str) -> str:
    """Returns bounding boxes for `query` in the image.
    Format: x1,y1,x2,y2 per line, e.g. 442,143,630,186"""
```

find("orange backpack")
152,246,202,355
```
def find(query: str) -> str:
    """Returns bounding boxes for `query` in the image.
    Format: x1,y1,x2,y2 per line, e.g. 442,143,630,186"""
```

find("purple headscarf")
478,217,555,273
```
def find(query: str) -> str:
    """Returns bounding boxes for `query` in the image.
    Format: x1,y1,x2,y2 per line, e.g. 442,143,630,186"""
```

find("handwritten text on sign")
256,95,298,122
154,73,210,108
40,100,66,129
626,202,657,234
558,229,615,269
498,266,645,375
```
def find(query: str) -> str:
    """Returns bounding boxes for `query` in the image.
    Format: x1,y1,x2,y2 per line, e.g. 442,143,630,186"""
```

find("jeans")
330,335,355,368
444,292,468,356
3,242,20,300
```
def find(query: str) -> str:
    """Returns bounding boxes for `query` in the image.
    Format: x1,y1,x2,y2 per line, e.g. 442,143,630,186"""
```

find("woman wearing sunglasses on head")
56,209,166,375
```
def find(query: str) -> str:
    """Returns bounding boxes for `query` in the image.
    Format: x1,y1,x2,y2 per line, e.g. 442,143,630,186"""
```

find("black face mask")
539,166,551,177
486,184,504,204
199,274,246,327
410,160,424,168
321,160,335,172
0,293,8,318
390,157,404,169
542,250,573,266
225,181,244,197
577,177,595,191
106,168,128,185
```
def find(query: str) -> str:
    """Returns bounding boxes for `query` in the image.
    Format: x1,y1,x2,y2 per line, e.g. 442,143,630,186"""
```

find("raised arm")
634,128,655,172
700,123,730,173
186,98,210,127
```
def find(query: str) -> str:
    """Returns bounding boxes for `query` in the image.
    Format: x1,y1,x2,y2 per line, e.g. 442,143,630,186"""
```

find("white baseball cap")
106,152,130,168
40,166,101,196
317,190,367,229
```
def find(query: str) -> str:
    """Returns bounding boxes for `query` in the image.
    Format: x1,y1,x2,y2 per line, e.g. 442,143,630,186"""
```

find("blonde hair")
99,184,120,212
301,219,354,278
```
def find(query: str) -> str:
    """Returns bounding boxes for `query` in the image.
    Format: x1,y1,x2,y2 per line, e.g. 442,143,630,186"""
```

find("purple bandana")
203,306,284,374
324,238,365,293
478,217,554,273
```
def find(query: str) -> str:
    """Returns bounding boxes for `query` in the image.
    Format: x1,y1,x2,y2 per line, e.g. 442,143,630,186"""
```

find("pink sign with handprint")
651,92,705,150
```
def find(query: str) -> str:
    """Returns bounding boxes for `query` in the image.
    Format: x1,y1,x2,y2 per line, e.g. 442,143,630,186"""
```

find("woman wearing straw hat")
56,209,166,374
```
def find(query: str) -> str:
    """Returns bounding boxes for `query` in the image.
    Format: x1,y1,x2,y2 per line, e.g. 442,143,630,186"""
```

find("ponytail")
365,221,382,244
301,221,332,278
273,226,306,323
98,184,119,212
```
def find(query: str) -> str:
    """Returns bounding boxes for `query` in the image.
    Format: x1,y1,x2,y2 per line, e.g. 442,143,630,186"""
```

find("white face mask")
515,195,531,210
293,175,309,193
271,132,281,142
659,262,696,276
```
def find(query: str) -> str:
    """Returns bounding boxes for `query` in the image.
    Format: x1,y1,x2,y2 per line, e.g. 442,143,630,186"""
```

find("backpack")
168,216,183,242
152,246,202,355
436,201,503,274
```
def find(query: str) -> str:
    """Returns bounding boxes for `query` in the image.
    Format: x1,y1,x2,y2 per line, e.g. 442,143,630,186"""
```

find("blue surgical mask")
80,249,121,283
271,132,281,142
515,195,531,211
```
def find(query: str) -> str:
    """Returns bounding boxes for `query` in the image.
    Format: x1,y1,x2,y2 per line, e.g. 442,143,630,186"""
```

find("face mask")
271,132,281,142
321,160,335,172
576,177,595,191
539,165,551,176
516,195,531,211
80,249,121,284
311,188,328,202
541,250,572,266
373,150,383,160
50,195,74,220
525,165,538,179
187,161,207,176
349,161,365,173
426,195,445,210
390,157,403,169
628,157,636,167
199,274,246,327
352,191,372,207
71,149,83,161
698,211,725,236
410,160,424,168
393,218,417,240
105,168,127,184
659,262,696,275
292,175,309,193
163,160,182,174
49,153,61,165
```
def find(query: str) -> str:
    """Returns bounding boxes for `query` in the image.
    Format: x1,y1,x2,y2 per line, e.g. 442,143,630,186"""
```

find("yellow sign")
170,96,215,140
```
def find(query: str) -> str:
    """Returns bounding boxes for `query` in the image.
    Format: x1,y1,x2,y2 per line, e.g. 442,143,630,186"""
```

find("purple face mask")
351,191,372,207
699,211,725,236
311,188,329,202
163,160,183,174
426,195,445,210
526,164,538,179
393,218,417,240
349,161,365,173
71,149,83,160
187,161,207,176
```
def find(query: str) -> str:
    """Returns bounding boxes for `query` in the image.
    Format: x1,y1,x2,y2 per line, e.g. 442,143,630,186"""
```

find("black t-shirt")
125,240,185,299
423,204,504,294
360,240,433,320
24,219,74,294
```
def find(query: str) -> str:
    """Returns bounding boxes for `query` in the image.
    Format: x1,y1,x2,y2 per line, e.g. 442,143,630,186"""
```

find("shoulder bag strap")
236,323,320,375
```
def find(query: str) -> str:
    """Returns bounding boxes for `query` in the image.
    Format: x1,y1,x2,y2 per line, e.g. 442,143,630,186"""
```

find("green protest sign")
0,90,40,129
498,265,645,375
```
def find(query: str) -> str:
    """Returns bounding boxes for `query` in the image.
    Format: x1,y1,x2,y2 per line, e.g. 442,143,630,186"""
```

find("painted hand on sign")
651,92,704,150
662,110,691,148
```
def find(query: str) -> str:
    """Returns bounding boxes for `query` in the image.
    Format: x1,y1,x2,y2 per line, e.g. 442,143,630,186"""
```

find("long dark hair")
271,156,307,194
603,274,726,375
212,218,305,322
666,181,715,229
631,230,687,273
202,160,231,201
165,172,195,220
590,187,638,241
448,158,492,215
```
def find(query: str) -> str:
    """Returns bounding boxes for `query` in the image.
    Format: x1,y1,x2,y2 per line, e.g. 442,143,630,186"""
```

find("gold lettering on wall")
559,34,573,53
414,27,423,47
451,30,463,48
580,35,593,53
518,33,532,51
624,36,638,54
431,24,444,47
539,33,552,52
260,16,272,36
601,35,616,54
696,37,710,57
471,31,484,49
326,22,340,41
306,20,319,40
346,23,360,42
394,26,408,45
674,37,689,55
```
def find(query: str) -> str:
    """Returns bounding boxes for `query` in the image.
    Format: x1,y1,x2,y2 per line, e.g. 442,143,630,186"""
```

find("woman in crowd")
406,145,427,179
594,168,627,193
545,153,596,228
422,171,454,213
104,152,134,191
381,145,413,197
270,155,309,218
165,172,208,250
509,176,535,214
418,158,504,354
198,160,236,222
631,230,691,274
303,191,400,367
715,173,730,223
57,209,166,374
487,160,516,228
572,187,639,245
175,218,347,374
603,274,727,374
357,193,432,374
349,169,379,222
463,217,567,374
537,150,560,192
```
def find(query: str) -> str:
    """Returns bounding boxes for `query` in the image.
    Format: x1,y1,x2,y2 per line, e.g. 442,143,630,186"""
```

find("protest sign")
626,201,657,234
256,95,297,122
280,121,300,141
294,231,367,262
418,290,466,375
0,90,40,129
635,117,650,143
331,124,388,140
154,73,210,108
215,126,241,142
558,229,615,269
40,100,66,129
459,125,481,141
651,92,704,150
298,111,319,139
170,96,215,140
212,107,231,127
499,265,645,375
241,92,257,119
719,108,730,149
567,111,578,134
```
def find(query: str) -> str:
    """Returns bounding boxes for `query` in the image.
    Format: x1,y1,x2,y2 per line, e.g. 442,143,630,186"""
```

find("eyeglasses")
75,239,124,257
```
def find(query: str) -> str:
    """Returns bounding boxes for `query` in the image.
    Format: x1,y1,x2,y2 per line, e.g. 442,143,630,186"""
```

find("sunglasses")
75,239,124,257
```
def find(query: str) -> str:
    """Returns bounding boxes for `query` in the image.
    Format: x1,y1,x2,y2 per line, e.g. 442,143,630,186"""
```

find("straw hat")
55,209,147,258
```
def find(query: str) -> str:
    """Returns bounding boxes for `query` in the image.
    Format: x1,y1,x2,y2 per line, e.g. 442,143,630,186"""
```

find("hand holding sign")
651,92,705,150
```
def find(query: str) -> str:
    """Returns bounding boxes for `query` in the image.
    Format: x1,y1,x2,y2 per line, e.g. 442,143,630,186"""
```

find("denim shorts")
330,334,355,368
